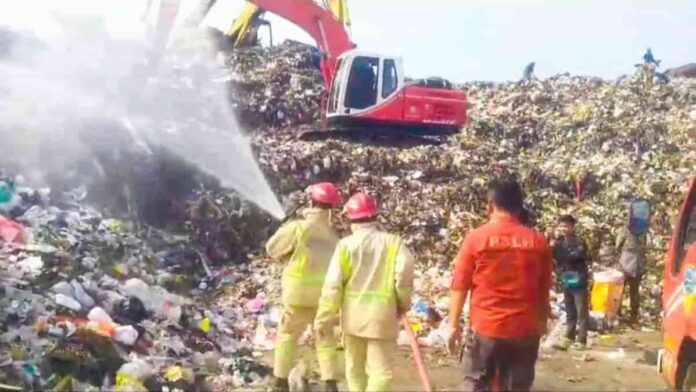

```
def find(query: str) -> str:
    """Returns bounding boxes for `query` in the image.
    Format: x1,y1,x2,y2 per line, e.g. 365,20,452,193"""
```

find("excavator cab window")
382,59,398,98
345,56,379,110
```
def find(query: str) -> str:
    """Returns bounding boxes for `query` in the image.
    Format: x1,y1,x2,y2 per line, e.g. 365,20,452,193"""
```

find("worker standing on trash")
314,192,415,392
616,221,648,326
551,215,591,349
643,48,661,67
522,62,536,81
265,183,343,392
447,179,553,392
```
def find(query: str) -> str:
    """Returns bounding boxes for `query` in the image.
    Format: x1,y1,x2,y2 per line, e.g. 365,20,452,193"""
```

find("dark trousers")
624,275,641,321
461,332,540,392
564,288,589,344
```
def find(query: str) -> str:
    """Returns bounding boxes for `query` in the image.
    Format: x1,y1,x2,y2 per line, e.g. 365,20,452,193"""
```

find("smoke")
0,1,286,220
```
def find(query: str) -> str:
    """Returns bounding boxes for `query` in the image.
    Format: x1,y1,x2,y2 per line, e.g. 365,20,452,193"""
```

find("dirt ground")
262,330,667,391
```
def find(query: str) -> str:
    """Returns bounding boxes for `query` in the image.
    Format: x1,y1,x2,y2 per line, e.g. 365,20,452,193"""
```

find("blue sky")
3,0,695,82
205,0,696,82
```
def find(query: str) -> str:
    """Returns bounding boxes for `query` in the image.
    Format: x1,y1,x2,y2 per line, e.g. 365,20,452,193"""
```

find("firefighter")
266,183,342,392
314,192,415,392
447,179,553,392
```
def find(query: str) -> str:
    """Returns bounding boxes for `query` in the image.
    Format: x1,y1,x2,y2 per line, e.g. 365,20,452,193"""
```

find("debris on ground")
0,179,275,390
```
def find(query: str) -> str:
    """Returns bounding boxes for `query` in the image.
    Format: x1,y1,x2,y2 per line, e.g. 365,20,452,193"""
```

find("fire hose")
401,317,433,392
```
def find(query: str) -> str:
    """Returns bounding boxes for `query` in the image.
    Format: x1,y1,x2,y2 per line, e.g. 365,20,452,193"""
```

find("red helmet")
307,182,342,207
344,192,378,221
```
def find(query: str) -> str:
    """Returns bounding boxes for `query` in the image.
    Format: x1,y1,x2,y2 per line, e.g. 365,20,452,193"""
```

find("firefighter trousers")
344,334,396,392
273,306,339,380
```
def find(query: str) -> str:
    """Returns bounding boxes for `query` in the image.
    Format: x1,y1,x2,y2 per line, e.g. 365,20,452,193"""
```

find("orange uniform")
451,212,553,338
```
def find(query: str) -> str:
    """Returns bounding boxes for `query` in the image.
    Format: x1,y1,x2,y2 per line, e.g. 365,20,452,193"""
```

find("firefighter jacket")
314,222,415,340
266,208,340,307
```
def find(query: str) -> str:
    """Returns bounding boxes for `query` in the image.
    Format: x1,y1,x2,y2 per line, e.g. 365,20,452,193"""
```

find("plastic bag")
114,325,139,346
0,216,25,244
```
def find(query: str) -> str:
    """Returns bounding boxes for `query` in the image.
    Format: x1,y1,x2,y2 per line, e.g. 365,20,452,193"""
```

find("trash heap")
239,42,695,339
225,40,324,130
0,180,278,391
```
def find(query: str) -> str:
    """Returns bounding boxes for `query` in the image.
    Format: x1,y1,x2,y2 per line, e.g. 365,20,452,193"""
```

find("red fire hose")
401,317,433,392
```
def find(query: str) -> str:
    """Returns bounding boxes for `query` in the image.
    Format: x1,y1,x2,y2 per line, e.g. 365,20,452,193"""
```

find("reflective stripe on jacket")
315,222,415,340
266,208,340,307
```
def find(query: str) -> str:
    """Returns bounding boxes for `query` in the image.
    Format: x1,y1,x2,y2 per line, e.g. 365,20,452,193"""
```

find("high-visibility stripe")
340,246,352,280
367,377,391,392
287,224,309,278
347,375,367,392
318,298,339,313
383,239,399,293
276,340,296,359
316,344,337,358
345,291,396,304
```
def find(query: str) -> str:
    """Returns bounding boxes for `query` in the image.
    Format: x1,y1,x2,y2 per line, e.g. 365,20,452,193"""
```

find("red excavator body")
161,0,468,134
659,176,696,389
241,0,468,133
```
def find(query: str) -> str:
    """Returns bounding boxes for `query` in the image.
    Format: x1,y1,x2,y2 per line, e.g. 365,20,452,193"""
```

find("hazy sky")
3,0,695,82
206,0,696,81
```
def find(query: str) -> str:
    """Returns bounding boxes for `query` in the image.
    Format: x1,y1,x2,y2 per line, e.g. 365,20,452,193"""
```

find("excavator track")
298,126,453,146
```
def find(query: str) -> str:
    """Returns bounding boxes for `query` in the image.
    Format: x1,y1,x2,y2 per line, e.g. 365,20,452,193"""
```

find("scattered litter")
606,348,627,360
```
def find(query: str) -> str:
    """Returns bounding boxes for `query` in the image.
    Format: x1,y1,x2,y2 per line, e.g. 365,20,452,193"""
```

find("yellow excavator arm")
324,0,350,30
227,3,267,47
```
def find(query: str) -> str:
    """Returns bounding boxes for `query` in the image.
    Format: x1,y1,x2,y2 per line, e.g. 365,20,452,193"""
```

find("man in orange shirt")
447,179,553,391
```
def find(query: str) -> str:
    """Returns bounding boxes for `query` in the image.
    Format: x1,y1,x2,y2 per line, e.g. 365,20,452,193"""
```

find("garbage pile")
225,40,324,130
247,64,695,339
0,178,277,391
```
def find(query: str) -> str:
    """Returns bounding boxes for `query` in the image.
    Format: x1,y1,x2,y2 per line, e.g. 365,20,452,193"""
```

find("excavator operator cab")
327,50,404,119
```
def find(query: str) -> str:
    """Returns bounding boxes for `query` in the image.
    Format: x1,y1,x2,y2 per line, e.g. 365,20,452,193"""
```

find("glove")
446,325,462,356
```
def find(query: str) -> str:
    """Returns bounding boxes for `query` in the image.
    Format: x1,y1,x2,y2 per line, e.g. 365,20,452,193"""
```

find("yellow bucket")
591,269,625,319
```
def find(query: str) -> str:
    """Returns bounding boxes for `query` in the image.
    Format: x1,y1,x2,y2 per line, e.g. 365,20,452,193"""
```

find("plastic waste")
252,323,275,351
200,317,211,333
164,365,194,383
70,279,95,309
397,330,410,347
0,216,25,244
0,180,22,214
55,294,81,311
114,325,139,346
17,256,43,277
115,361,153,392
113,296,149,323
606,348,626,360
0,179,14,203
411,299,428,315
52,281,74,297
244,295,267,314
88,307,113,323
120,279,182,322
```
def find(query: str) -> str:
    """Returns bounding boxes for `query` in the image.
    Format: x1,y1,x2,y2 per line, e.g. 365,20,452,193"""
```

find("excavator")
157,0,468,139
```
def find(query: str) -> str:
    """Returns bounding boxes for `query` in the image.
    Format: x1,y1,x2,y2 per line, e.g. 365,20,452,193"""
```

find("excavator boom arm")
249,0,355,88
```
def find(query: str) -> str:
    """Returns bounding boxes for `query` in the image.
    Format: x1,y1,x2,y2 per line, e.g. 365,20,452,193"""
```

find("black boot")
273,377,289,392
325,380,339,392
